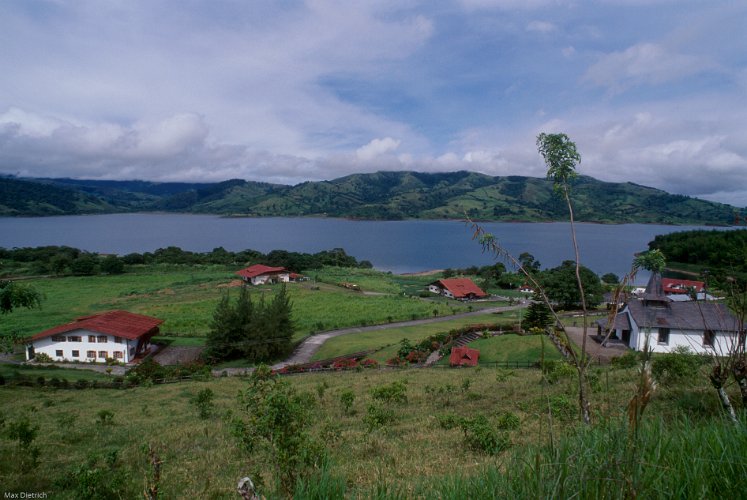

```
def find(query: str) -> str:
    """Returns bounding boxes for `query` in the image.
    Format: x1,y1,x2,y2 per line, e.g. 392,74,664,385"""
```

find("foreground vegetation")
1,361,744,498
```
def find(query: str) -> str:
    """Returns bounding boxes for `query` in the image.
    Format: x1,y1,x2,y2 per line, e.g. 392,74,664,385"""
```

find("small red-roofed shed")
449,346,480,367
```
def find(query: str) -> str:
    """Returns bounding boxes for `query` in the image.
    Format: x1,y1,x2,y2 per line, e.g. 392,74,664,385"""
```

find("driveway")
564,326,629,364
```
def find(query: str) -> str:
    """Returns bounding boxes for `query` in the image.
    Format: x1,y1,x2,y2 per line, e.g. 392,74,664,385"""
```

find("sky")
1,0,746,207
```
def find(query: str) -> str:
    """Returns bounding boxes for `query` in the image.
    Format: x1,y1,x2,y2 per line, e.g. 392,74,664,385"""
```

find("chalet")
236,264,290,285
428,278,488,301
597,273,744,354
449,346,480,367
518,284,534,294
26,310,163,363
662,278,705,295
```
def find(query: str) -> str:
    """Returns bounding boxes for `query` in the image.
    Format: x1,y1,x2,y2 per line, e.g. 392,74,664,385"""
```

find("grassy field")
0,363,110,382
1,265,479,343
436,333,563,365
0,362,742,498
311,312,517,362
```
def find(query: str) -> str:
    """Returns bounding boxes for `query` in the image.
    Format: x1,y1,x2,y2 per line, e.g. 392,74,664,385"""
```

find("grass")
440,333,563,365
310,312,504,362
0,363,110,382
0,362,743,498
1,266,479,342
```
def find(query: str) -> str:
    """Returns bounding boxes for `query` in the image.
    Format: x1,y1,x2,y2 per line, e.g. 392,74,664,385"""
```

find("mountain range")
1,171,744,225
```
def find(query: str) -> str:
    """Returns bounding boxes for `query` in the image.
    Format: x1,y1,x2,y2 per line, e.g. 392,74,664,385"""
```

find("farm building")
26,310,163,363
428,278,487,300
236,264,290,285
449,346,480,367
597,273,744,354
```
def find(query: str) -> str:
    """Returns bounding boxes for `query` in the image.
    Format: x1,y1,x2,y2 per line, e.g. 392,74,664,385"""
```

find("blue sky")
1,0,745,206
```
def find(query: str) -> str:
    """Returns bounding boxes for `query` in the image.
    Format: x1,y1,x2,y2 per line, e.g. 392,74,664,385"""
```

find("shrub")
436,413,462,430
191,388,215,419
370,381,408,404
548,395,576,421
652,346,706,385
339,390,356,415
97,409,114,425
542,360,576,384
34,352,52,363
74,379,89,390
495,368,516,382
459,415,509,455
364,403,395,432
611,350,640,369
496,412,521,431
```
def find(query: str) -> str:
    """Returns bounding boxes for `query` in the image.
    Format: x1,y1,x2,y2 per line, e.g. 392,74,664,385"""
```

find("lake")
0,214,726,279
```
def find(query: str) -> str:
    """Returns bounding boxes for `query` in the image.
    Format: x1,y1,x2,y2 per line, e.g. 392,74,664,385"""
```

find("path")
270,304,525,370
564,326,629,363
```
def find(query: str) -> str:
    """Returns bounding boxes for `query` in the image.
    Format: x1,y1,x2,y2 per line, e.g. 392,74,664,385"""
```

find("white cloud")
584,43,714,91
356,137,401,161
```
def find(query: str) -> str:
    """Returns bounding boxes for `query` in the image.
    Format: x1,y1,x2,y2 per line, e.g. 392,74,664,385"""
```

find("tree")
523,301,553,331
601,273,620,285
537,132,592,424
263,284,294,359
519,252,541,273
205,291,240,361
541,261,604,310
100,255,125,275
1,280,42,353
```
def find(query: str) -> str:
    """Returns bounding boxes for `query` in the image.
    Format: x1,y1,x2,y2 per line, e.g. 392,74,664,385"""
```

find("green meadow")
1,265,481,343
1,363,743,499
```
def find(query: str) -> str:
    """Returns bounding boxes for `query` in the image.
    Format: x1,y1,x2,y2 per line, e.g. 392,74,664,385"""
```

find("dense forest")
648,229,747,282
2,171,744,225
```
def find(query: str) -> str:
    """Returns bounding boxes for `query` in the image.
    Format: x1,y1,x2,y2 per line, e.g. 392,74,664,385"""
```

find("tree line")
0,245,372,277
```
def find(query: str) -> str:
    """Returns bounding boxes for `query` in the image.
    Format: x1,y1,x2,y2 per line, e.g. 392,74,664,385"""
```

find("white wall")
29,329,139,363
638,327,740,354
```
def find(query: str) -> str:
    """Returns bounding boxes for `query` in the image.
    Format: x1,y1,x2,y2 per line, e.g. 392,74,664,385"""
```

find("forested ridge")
1,171,744,225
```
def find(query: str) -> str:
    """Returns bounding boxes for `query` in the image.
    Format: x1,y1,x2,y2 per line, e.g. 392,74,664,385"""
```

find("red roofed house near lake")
449,346,480,367
236,264,290,285
428,278,488,301
26,310,163,364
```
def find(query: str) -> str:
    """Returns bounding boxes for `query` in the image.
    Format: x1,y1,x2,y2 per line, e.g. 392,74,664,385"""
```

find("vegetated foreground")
1,364,744,498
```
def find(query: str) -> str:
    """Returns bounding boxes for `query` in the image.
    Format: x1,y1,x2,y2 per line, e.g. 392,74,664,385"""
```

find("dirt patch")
217,279,244,288
564,326,629,364
152,346,205,365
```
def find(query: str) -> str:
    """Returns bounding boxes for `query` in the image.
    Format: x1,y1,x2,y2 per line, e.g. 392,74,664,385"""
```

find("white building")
236,264,290,285
26,310,163,363
598,273,744,354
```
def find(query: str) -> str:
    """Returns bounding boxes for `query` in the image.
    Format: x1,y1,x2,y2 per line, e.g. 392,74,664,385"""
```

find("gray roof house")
597,273,744,354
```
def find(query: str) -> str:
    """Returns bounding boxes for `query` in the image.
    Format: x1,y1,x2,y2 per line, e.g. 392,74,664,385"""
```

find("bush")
459,415,509,455
97,410,114,425
436,413,462,430
34,352,52,363
652,346,706,385
191,388,215,419
339,390,356,415
364,403,395,432
548,395,576,421
496,412,521,431
542,360,576,384
611,351,640,369
370,381,408,404
74,379,89,390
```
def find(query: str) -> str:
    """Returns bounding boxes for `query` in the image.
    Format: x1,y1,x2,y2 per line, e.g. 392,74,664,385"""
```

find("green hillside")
1,171,743,225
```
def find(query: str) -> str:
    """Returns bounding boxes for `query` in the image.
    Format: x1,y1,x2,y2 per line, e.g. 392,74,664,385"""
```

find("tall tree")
537,132,592,424
1,280,43,353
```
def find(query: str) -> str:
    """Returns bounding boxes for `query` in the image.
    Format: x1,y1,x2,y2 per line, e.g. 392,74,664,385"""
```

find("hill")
1,171,744,224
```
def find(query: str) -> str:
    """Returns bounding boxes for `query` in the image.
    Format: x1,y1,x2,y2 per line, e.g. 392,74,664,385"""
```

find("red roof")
236,264,288,279
661,278,705,295
31,310,163,341
432,278,487,299
449,346,480,367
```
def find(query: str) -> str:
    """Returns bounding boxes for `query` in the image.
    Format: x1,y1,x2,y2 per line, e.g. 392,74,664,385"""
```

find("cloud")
584,43,714,91
356,137,401,161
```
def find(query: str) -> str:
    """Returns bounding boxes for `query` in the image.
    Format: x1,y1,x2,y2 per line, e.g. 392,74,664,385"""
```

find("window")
55,350,63,357
88,335,96,343
99,351,108,359
72,350,79,357
657,328,670,345
114,351,123,359
97,335,108,343
51,335,66,342
68,335,82,342
114,336,123,344
704,330,715,347
87,351,96,358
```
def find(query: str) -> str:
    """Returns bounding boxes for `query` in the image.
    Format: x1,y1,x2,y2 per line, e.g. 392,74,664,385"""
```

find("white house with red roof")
236,264,290,285
26,310,163,363
428,278,488,300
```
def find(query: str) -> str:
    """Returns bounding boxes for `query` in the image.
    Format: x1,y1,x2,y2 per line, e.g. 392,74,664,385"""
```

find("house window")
704,330,715,347
114,351,123,359
88,335,96,343
87,351,96,358
657,328,670,345
98,351,108,359
97,335,108,343
114,336,122,344
72,350,80,357
51,335,66,342
68,335,82,342
55,350,63,357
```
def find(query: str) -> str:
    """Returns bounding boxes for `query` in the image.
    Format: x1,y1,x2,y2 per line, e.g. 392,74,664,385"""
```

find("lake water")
0,214,727,279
